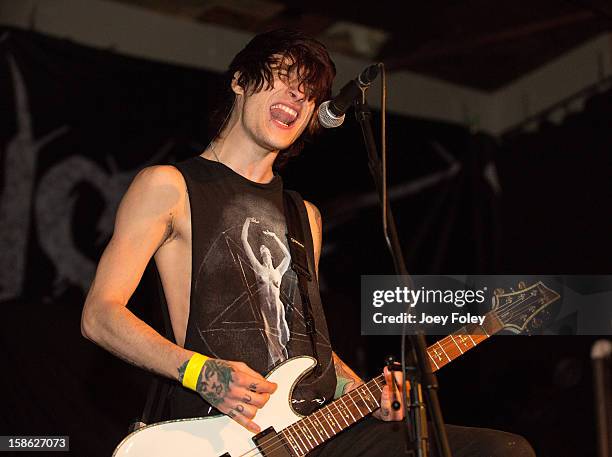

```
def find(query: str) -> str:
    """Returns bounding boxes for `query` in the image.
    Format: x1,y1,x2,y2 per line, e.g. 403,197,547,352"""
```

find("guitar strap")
282,190,321,377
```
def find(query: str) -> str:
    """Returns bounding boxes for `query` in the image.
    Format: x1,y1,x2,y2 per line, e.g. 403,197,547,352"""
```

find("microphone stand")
354,88,453,457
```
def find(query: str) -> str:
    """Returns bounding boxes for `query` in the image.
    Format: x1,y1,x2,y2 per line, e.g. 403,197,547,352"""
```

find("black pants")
310,417,536,457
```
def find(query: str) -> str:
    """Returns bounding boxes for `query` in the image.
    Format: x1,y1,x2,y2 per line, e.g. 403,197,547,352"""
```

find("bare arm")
81,166,191,379
303,200,322,278
81,166,275,432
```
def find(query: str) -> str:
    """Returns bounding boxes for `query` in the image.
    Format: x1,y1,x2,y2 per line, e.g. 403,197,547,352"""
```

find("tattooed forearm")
177,360,188,383
332,352,363,398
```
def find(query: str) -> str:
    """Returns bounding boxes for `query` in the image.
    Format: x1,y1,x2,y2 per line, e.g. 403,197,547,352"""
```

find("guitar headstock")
492,281,561,334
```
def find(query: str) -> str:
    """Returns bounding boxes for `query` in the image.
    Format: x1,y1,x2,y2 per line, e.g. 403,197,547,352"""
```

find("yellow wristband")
182,353,209,391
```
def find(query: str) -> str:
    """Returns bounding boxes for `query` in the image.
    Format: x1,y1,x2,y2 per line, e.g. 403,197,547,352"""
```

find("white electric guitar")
114,282,559,457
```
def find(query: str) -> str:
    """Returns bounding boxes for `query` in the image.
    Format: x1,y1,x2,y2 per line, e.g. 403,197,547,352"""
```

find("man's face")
232,69,316,152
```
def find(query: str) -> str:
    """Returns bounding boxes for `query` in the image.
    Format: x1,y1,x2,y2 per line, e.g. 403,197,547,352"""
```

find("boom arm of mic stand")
354,94,453,457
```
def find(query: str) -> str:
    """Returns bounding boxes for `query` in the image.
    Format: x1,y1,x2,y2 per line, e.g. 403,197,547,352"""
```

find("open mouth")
270,103,299,128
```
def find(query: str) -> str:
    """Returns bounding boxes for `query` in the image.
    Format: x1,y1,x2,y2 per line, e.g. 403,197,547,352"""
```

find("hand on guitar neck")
372,366,409,421
177,357,278,434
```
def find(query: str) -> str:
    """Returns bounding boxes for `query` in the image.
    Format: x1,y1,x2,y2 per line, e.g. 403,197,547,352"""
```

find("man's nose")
287,85,306,102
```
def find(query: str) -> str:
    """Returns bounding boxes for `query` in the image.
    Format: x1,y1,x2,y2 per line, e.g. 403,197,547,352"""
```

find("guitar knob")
494,288,505,296
518,281,526,290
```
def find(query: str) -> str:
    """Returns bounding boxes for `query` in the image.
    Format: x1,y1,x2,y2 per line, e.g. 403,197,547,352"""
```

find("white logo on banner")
1,42,173,301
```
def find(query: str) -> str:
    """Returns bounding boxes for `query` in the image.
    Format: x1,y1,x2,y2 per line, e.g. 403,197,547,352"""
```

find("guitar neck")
279,311,503,456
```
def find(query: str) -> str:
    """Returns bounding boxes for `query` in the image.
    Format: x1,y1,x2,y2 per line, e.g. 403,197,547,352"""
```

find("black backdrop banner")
0,26,222,455
1,26,610,457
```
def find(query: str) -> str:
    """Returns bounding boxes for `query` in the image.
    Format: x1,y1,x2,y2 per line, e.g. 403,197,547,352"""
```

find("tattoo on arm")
332,352,363,398
177,360,188,383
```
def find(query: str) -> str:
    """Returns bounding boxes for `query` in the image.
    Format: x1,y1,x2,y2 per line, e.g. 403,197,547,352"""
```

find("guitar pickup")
251,426,294,457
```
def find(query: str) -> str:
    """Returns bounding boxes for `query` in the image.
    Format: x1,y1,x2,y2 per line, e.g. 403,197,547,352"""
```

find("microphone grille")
318,101,345,129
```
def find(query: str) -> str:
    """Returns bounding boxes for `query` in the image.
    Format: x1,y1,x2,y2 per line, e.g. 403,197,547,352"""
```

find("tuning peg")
494,288,505,296
518,281,526,290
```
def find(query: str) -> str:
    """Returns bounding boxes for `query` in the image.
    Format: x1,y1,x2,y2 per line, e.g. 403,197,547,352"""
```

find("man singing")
81,29,534,456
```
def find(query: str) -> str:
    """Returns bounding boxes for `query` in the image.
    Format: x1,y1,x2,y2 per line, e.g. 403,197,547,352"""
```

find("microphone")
318,63,380,128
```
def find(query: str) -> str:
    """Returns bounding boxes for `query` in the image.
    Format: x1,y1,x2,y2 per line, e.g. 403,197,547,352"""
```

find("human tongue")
270,106,296,125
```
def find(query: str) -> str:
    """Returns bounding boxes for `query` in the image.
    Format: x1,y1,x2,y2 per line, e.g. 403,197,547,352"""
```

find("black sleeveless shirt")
166,156,336,419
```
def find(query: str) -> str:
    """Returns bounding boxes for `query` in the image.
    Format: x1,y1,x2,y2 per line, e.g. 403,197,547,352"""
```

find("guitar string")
496,295,543,323
422,294,534,350
498,295,543,317
250,377,386,457
234,378,383,457
235,377,385,457
232,291,545,457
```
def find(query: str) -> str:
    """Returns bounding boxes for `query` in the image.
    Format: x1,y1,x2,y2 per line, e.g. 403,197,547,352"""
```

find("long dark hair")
210,29,336,168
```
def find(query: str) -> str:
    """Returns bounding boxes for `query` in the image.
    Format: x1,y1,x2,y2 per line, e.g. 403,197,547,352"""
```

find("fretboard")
279,311,503,457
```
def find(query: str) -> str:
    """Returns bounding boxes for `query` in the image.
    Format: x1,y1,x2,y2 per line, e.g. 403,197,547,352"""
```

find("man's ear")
231,71,244,95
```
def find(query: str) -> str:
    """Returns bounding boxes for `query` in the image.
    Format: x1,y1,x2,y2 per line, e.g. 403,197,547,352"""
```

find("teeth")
271,104,298,118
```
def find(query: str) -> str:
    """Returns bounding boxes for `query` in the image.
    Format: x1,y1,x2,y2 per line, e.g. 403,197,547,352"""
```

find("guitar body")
113,356,315,457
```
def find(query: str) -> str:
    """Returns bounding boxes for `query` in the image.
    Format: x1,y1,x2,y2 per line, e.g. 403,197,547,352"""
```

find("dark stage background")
1,27,611,456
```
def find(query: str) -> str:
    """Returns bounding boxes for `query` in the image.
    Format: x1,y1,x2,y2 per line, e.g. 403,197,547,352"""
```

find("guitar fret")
291,423,310,453
326,407,342,431
468,335,476,345
428,351,440,370
363,382,380,408
340,396,357,422
355,387,373,413
312,412,330,439
307,415,324,444
456,334,471,349
283,428,303,456
450,335,463,354
437,341,451,362
300,420,315,451
347,390,363,418
321,407,339,433
334,399,350,427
